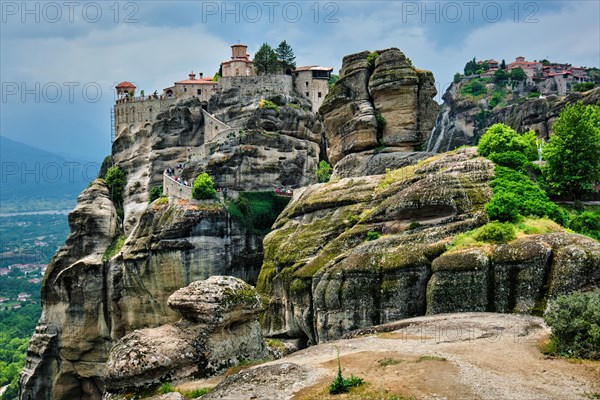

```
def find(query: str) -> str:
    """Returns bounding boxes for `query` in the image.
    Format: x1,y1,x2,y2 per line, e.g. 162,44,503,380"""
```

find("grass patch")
417,355,447,362
102,235,126,262
180,387,212,398
377,165,417,191
377,357,401,367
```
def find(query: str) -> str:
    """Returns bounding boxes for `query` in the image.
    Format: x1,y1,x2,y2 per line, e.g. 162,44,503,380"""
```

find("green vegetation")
149,185,163,203
212,72,221,82
275,40,296,71
103,235,126,262
375,113,387,136
544,290,600,360
366,52,379,70
460,79,487,97
569,211,600,240
463,57,478,76
329,349,365,395
542,102,600,198
573,82,595,92
316,160,333,183
105,165,126,218
478,123,537,160
453,72,461,83
253,43,280,75
487,151,530,171
417,355,447,362
259,99,280,111
192,172,216,200
494,68,509,83
473,221,516,243
159,382,174,394
328,74,340,90
377,357,401,367
509,67,527,81
487,166,566,224
488,88,505,109
0,299,41,400
366,231,380,241
226,191,290,234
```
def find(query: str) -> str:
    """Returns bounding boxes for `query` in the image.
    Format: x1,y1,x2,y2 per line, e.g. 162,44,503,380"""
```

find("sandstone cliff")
320,48,438,176
258,148,600,344
427,84,600,153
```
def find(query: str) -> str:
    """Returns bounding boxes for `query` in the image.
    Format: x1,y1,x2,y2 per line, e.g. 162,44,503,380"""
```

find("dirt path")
187,313,600,400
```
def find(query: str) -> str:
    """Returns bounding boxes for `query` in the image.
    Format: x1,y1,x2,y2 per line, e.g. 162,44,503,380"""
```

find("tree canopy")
253,43,279,75
478,123,538,161
543,102,600,198
509,67,527,81
275,40,296,72
192,172,216,200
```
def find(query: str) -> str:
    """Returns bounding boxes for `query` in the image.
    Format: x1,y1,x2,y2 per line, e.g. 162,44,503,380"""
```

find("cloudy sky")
1,0,599,161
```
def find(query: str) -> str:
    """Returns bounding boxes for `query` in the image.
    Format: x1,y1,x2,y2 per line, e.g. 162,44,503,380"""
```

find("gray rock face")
104,276,265,393
320,48,439,170
427,84,600,153
258,149,600,343
333,149,433,178
202,363,314,400
19,181,119,400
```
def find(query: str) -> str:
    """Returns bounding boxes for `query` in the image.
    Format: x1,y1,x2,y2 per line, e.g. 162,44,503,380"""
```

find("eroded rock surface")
258,148,600,344
104,276,266,393
320,48,438,170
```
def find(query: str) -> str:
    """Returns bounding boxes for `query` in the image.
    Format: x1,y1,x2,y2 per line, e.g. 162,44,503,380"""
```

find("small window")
197,89,202,95
306,92,309,97
184,87,187,92
305,82,309,86
318,92,322,98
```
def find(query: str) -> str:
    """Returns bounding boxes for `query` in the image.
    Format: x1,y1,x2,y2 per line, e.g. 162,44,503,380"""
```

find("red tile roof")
116,81,137,88
175,78,216,84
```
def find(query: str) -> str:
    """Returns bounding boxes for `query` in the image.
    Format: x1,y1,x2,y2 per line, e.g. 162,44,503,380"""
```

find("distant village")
0,263,45,310
463,56,596,95
112,44,333,139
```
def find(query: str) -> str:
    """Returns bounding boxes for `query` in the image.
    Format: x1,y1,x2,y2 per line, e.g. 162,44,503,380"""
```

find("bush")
569,211,600,240
460,79,487,97
488,89,505,109
478,124,537,160
149,186,163,203
316,160,333,183
259,99,279,111
192,172,216,200
366,52,379,70
474,222,516,243
573,82,595,92
487,151,530,171
105,165,126,205
488,167,568,225
485,191,520,222
366,231,380,241
544,290,600,360
453,72,461,83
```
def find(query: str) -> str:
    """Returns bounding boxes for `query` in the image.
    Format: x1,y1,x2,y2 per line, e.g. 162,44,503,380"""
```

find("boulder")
104,276,266,393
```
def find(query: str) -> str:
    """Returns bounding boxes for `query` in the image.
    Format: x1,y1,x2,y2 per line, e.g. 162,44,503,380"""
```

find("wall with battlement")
219,75,294,97
163,173,192,200
115,97,178,136
202,109,235,143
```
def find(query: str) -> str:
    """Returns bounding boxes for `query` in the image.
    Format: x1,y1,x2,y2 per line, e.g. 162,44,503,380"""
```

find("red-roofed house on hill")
508,56,543,85
162,72,218,107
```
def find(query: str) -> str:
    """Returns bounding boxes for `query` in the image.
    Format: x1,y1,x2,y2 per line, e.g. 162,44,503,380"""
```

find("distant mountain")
0,136,94,211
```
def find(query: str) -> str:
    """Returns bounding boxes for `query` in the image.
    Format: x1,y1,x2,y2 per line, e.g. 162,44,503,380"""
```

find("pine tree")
253,43,279,75
276,40,296,71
